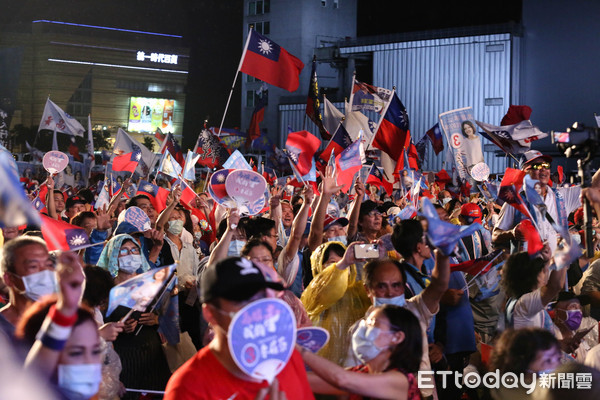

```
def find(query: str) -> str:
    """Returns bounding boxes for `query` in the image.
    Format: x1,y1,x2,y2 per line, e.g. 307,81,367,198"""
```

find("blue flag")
0,152,41,228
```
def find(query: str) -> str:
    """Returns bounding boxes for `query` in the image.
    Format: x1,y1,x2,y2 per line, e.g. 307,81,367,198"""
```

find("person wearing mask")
0,236,54,329
97,234,171,398
16,252,103,400
300,305,423,400
164,257,315,400
551,291,599,362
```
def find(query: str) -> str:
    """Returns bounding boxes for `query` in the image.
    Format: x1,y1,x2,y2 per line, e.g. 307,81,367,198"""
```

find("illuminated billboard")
128,97,175,133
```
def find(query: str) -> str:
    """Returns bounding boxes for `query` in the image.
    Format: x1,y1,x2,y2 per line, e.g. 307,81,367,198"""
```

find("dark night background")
0,0,522,149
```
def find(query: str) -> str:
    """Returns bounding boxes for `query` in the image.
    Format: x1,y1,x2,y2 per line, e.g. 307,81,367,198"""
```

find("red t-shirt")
165,346,315,400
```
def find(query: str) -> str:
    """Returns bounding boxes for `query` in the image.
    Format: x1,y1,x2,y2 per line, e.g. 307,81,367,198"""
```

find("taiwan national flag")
317,123,352,169
41,214,91,251
372,93,410,161
425,123,444,155
194,129,231,169
366,164,393,196
335,137,362,193
158,132,184,167
247,87,268,146
136,180,170,212
112,150,141,173
498,168,533,221
285,130,321,176
240,29,304,92
174,179,198,209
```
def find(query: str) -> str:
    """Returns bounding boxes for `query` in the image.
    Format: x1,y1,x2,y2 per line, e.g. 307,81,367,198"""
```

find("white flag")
323,96,344,137
38,98,85,137
182,150,200,181
158,151,182,179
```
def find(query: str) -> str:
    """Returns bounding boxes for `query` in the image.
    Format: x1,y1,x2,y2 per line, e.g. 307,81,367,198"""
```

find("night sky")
0,0,522,147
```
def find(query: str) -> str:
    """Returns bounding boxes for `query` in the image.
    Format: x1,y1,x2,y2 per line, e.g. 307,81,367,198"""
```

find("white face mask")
167,219,184,236
328,236,347,246
227,240,246,257
57,363,102,399
374,294,406,307
442,197,452,206
20,270,58,301
119,254,143,274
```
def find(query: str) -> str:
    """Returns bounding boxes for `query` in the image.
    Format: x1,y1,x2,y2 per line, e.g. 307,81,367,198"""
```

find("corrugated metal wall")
280,33,519,173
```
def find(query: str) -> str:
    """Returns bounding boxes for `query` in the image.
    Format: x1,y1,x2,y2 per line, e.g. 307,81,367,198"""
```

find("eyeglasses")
530,162,551,170
367,211,382,217
119,247,141,256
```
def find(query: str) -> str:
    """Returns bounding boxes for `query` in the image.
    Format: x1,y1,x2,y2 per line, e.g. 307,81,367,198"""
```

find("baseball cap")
460,203,483,224
323,214,349,231
520,150,552,170
201,257,284,303
65,195,87,209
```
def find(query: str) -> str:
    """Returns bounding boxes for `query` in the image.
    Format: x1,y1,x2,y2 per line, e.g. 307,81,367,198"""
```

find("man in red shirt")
165,256,315,400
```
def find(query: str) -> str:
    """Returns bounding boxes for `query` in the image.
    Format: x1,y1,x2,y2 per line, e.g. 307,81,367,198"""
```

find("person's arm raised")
346,178,364,240
308,166,343,253
421,249,450,314
207,208,240,267
155,184,181,232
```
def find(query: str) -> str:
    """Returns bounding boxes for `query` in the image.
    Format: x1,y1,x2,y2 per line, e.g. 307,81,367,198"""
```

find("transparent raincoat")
300,242,371,365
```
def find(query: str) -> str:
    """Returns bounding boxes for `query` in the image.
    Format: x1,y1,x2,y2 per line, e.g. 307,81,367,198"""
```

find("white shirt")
164,235,199,291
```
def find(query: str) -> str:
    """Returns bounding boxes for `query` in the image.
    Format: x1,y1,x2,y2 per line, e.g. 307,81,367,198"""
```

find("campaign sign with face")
43,151,69,174
117,206,152,232
106,264,176,317
225,170,267,205
228,298,296,384
296,327,330,353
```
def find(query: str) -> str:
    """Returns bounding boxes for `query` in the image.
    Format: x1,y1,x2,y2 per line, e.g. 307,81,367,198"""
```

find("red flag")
68,140,82,162
450,250,503,275
285,130,321,176
240,30,304,92
136,180,169,212
41,214,90,251
112,150,141,173
498,168,533,221
160,133,184,167
372,93,410,161
520,219,544,255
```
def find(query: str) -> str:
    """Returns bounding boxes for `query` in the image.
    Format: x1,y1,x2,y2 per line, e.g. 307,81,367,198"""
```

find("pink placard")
42,151,69,174
225,170,267,204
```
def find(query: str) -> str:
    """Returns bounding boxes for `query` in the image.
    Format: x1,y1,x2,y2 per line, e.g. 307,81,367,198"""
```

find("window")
321,0,327,7
250,21,270,35
248,0,270,15
333,0,339,8
246,90,255,108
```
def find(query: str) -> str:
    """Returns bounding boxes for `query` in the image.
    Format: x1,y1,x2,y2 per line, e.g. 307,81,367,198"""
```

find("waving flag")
182,150,200,181
0,152,42,228
318,123,352,168
335,136,362,193
349,80,392,113
323,96,344,137
476,120,547,155
501,105,532,126
158,151,183,179
451,250,504,275
372,93,410,161
306,56,329,139
41,214,90,251
520,219,544,255
137,180,170,212
426,123,444,155
223,150,252,171
158,132,184,167
420,197,483,256
247,86,268,145
38,98,85,137
174,179,198,209
112,150,141,173
498,168,533,221
285,130,321,176
240,29,304,92
113,128,154,176
95,182,110,210
194,129,231,169
366,164,393,196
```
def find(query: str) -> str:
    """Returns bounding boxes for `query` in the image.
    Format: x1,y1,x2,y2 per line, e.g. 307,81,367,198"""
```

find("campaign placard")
117,206,152,232
470,162,490,182
296,327,330,353
43,151,69,174
228,298,297,383
225,170,267,204
208,168,234,205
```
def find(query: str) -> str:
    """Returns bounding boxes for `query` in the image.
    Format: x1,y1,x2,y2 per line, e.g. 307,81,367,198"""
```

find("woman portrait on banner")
460,120,485,171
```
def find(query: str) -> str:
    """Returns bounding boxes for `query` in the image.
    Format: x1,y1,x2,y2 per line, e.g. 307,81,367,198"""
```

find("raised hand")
322,165,344,196
96,205,112,231
56,252,85,317
302,185,315,204
227,208,240,229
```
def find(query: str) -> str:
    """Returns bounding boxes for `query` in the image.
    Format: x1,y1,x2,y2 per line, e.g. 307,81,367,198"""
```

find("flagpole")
347,70,356,113
217,28,253,138
366,87,396,151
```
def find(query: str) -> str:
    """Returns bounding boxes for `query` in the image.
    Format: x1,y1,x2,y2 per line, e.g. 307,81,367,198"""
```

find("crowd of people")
2,146,600,400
